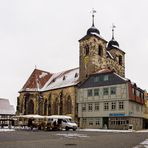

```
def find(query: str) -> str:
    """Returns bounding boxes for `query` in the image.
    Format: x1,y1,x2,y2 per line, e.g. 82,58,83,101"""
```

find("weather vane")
112,24,116,40
91,8,96,27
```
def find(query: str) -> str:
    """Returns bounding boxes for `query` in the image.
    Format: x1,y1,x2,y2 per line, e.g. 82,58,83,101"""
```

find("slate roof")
78,69,129,89
0,99,15,115
42,68,79,91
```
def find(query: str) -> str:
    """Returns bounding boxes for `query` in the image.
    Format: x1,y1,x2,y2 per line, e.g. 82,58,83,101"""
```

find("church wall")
17,92,39,115
107,57,125,77
42,86,77,120
17,86,77,120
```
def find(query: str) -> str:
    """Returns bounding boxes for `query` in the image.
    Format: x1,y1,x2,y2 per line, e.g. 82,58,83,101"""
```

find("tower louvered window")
119,55,122,65
98,45,103,56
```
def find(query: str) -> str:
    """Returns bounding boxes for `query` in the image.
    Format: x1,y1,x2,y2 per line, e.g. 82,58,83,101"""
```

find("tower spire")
112,24,116,40
91,8,96,27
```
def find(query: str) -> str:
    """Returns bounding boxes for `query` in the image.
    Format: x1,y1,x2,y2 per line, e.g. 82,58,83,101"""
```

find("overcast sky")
0,0,148,108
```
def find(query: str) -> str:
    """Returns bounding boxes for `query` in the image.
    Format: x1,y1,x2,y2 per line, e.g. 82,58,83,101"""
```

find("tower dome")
108,39,119,49
87,9,100,36
107,24,119,49
87,26,100,35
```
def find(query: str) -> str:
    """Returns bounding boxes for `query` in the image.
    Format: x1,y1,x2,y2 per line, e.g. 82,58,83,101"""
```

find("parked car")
46,115,78,131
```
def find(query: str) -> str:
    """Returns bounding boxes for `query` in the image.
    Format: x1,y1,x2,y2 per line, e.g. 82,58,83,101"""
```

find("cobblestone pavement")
0,130,147,148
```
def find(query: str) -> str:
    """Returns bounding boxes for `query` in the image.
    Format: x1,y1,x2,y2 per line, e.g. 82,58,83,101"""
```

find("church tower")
79,12,126,81
79,10,108,81
107,25,125,77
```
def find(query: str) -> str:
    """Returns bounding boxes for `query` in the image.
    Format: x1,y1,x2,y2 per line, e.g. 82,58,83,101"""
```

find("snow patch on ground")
56,133,89,138
0,128,15,132
136,129,148,133
133,139,148,148
78,128,134,133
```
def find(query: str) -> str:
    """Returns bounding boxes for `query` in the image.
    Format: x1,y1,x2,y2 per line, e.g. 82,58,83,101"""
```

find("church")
17,12,145,129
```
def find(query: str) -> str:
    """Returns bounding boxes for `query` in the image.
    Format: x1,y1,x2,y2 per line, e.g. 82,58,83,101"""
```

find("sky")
0,0,148,108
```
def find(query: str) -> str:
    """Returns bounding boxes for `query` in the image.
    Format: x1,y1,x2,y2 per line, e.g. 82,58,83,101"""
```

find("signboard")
109,113,126,117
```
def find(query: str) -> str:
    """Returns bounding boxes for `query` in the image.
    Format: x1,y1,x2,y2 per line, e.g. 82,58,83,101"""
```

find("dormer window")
75,73,78,78
63,76,66,80
52,78,56,82
98,45,103,56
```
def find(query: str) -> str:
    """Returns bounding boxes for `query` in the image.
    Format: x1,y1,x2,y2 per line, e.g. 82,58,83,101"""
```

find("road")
0,130,147,148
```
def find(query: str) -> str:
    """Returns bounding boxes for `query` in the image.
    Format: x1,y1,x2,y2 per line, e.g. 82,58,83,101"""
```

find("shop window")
88,120,93,126
95,119,100,125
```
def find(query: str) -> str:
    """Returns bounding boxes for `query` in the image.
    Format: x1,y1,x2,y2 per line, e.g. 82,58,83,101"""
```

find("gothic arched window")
28,100,34,114
54,98,59,115
98,45,103,57
66,96,72,114
39,100,43,115
44,100,47,115
48,94,51,115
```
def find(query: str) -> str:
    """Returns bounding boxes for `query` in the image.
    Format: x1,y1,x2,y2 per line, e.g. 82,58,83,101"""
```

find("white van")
46,115,78,131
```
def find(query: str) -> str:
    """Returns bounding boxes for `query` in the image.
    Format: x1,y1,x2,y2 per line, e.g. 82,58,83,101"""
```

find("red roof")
21,69,53,91
20,68,79,92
